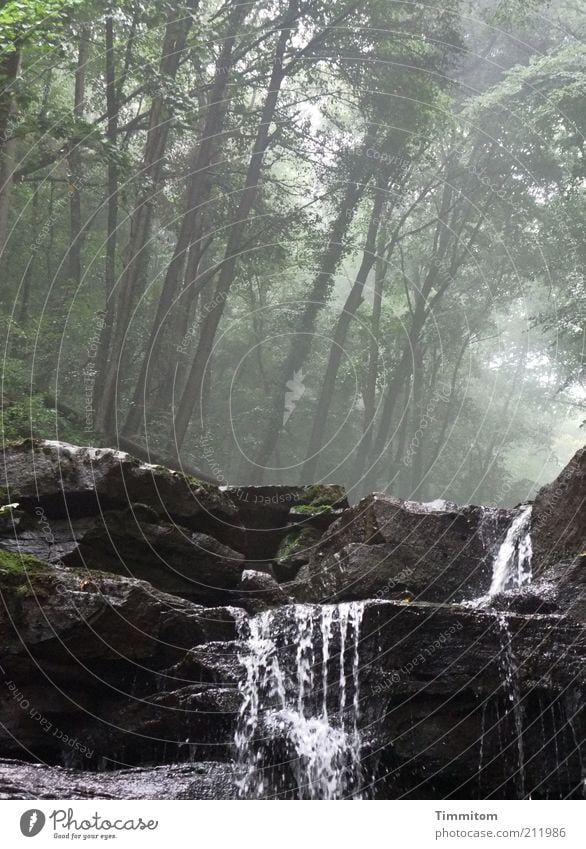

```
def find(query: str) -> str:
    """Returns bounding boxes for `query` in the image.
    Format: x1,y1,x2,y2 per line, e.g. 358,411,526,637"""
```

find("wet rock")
1,440,243,550
532,446,586,572
1,441,584,799
62,512,245,605
357,601,585,799
0,558,244,763
172,641,244,686
533,553,586,623
0,504,246,606
221,484,348,560
237,569,293,609
294,495,512,603
0,512,96,563
273,525,324,583
0,758,237,799
106,684,241,764
288,484,348,531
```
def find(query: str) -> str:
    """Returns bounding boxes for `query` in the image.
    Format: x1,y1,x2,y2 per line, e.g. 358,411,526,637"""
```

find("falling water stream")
496,612,526,798
235,603,365,799
477,505,534,796
468,504,534,608
232,503,578,800
488,505,533,597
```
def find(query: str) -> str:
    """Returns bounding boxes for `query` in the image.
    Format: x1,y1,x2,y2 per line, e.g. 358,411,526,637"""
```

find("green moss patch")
294,484,345,511
276,526,321,562
292,502,333,515
0,549,52,596
147,463,215,493
5,438,42,453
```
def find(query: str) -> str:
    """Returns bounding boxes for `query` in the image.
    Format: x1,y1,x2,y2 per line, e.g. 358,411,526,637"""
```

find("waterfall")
488,505,533,598
466,504,534,608
496,613,526,798
234,602,365,799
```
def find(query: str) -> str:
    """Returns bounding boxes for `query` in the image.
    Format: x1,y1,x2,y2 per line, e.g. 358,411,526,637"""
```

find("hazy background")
0,0,584,506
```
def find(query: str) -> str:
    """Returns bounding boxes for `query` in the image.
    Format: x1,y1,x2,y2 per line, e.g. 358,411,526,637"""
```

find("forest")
1,0,584,505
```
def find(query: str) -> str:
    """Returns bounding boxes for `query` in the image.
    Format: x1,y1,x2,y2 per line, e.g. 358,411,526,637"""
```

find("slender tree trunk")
124,0,248,436
389,383,410,496
425,333,471,476
67,28,88,289
409,346,425,498
93,9,119,412
480,350,526,479
365,177,457,489
0,50,21,260
352,231,387,491
301,180,386,481
170,21,292,454
249,164,371,484
95,0,200,437
17,187,39,327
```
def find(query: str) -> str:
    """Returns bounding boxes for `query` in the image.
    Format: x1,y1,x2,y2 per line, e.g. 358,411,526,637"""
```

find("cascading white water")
496,613,526,798
466,505,533,608
234,602,365,799
488,505,533,597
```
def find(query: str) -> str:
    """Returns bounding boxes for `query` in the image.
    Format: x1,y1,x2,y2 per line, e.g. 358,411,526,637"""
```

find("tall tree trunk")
352,228,387,490
301,180,386,481
409,345,425,498
124,0,248,436
17,187,40,327
170,20,292,454
67,27,88,290
0,50,21,260
387,382,409,496
95,0,200,437
93,8,119,414
364,177,457,490
249,163,371,484
424,333,471,477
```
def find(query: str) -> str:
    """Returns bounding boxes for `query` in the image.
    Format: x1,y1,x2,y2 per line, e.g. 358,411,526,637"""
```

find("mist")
1,0,584,506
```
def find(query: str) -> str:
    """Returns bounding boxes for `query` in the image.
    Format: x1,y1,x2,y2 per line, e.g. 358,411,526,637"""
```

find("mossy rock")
276,526,322,563
5,438,42,453
0,548,52,596
140,463,215,493
292,502,333,515
294,484,347,511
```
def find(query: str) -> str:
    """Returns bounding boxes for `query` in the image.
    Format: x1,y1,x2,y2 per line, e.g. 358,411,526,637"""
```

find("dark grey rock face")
236,569,294,611
0,440,244,550
532,447,586,572
0,441,584,800
0,758,237,799
221,484,348,560
294,495,512,604
61,514,246,606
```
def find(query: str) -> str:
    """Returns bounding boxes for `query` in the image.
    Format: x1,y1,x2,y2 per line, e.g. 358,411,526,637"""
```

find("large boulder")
531,446,586,572
63,512,246,606
235,569,294,611
293,494,512,603
0,554,244,764
221,484,348,560
0,507,246,605
0,440,243,551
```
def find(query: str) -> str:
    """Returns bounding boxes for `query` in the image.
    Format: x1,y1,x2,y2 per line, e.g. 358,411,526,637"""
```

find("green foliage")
1,351,88,444
0,0,582,505
0,0,81,48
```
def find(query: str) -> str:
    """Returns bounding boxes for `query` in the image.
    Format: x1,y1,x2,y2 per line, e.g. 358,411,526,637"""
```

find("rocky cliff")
0,439,584,799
